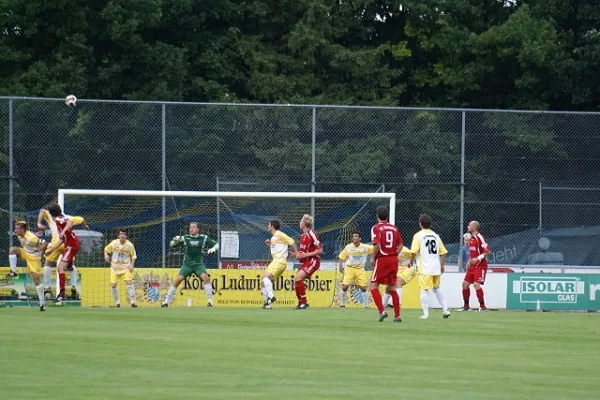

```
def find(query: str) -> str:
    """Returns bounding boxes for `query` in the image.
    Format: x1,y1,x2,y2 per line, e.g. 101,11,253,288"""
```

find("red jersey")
54,215,80,247
469,232,489,268
299,229,321,265
371,222,402,258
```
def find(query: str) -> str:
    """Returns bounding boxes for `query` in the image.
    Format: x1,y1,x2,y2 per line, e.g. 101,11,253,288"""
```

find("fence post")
8,99,14,242
460,110,466,241
216,176,221,268
161,103,166,268
311,107,316,218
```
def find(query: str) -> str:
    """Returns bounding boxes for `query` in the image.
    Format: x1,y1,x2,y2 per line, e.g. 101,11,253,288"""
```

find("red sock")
476,288,486,308
295,280,307,304
390,290,401,318
462,288,470,308
59,272,66,296
371,289,384,313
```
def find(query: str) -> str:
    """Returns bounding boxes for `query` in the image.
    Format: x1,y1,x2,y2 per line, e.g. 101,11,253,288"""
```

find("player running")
294,214,322,310
408,214,450,319
8,221,48,311
104,230,138,308
43,204,82,304
369,206,403,322
162,222,218,307
460,220,490,312
262,220,297,309
383,246,415,308
337,232,373,308
37,206,88,299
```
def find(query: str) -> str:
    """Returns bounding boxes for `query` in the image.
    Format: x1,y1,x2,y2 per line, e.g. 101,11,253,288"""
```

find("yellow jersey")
269,230,295,259
398,246,413,270
338,243,374,269
18,231,43,257
105,239,137,274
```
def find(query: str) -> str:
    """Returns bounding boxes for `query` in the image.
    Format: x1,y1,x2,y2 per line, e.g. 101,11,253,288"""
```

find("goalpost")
57,189,395,308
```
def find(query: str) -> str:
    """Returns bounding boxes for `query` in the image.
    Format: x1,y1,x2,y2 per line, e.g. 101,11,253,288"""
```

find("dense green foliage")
2,1,600,110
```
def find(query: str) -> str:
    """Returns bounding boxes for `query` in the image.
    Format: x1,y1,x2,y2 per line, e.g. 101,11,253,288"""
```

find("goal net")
54,189,395,308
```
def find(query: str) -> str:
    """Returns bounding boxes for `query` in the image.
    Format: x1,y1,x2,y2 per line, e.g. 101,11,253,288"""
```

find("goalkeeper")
161,222,219,307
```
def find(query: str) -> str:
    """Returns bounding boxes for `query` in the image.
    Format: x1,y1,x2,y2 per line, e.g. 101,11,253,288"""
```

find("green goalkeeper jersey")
170,234,218,264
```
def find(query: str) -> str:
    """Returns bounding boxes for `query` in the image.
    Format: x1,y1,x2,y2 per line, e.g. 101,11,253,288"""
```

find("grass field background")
1,307,598,399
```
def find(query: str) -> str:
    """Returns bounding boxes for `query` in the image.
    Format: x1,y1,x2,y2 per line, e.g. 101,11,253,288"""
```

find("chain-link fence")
2,97,600,265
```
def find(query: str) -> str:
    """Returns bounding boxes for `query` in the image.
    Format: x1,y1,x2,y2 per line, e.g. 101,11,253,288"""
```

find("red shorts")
61,243,80,265
464,267,487,285
371,256,399,285
299,259,320,278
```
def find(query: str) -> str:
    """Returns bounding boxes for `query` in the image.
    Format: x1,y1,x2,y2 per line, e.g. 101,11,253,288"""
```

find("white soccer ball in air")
65,94,77,106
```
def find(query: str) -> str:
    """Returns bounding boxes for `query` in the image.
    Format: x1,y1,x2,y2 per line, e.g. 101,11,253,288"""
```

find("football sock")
44,266,52,287
127,284,136,304
58,273,66,296
71,266,78,288
262,277,274,299
295,280,307,304
420,290,430,318
204,282,214,304
462,288,470,308
370,289,384,314
36,284,46,306
111,286,120,305
433,288,448,313
164,285,177,304
340,290,347,306
476,288,486,308
390,289,401,318
8,254,17,274
362,290,369,306
382,293,391,307
396,287,403,302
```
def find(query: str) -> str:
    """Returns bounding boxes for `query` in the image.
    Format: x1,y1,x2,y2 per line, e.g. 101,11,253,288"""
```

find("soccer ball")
65,94,77,107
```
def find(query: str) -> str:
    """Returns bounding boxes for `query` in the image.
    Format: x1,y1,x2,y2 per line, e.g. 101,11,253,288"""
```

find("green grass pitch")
1,307,598,400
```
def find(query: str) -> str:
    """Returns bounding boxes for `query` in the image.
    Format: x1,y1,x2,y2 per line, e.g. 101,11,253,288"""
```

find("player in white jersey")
262,220,298,309
408,214,451,319
8,221,48,311
337,232,373,307
104,230,138,308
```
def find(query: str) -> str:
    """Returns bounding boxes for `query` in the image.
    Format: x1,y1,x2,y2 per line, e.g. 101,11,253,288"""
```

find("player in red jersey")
43,204,81,303
294,214,323,310
370,206,403,322
460,220,490,312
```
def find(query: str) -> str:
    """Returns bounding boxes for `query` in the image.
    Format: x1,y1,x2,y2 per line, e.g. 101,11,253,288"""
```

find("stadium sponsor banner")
506,274,600,310
78,268,424,308
0,267,81,308
432,272,508,309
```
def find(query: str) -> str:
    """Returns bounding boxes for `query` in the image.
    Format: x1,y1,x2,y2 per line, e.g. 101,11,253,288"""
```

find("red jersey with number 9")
371,222,402,258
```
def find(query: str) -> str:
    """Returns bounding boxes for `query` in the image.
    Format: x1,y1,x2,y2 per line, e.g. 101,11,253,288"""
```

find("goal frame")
58,189,395,269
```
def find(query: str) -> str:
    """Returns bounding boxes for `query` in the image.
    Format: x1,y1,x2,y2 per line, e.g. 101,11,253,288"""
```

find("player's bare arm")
45,238,64,255
338,258,344,273
370,244,380,267
264,239,271,247
440,254,446,273
290,242,298,258
36,209,47,230
298,247,322,259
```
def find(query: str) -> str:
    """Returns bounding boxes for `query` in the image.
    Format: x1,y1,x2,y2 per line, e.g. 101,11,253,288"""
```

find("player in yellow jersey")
104,230,138,308
37,207,88,298
262,220,298,309
8,221,48,311
337,232,373,308
408,214,450,319
383,246,416,308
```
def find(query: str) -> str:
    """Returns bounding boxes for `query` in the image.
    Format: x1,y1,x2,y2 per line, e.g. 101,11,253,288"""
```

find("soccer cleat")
268,295,277,304
161,303,168,308
442,311,451,319
70,286,78,300
340,304,346,308
378,311,388,322
54,295,64,305
40,304,46,312
456,307,471,312
385,304,393,309
207,302,213,308
131,304,138,308
295,303,309,310
478,307,488,312
6,271,17,278
263,304,272,310
116,303,121,308
393,317,402,323
420,315,429,319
